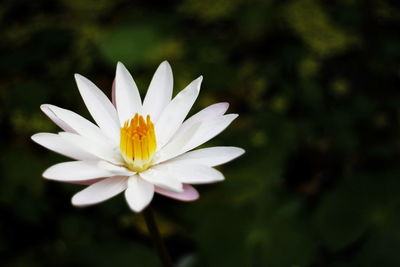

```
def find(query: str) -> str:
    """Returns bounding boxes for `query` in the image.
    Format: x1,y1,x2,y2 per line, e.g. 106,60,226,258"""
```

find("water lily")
32,61,244,212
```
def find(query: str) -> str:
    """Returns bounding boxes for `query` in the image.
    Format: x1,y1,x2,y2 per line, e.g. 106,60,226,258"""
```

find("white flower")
31,61,244,212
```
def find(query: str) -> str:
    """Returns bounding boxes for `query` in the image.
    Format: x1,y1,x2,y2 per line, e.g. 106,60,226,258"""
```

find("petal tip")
126,200,147,213
160,61,172,76
42,164,62,180
42,169,52,179
31,133,43,143
74,73,82,80
230,113,239,119
221,102,230,109
74,74,86,87
193,76,203,91
160,60,171,67
191,192,200,201
71,195,89,208
41,103,58,113
237,147,246,156
40,104,55,116
40,104,49,110
117,62,133,79
116,61,126,71
74,73,89,86
71,195,80,206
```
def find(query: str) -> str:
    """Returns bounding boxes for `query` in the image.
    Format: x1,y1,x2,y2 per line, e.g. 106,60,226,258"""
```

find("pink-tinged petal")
41,104,76,133
63,178,104,185
71,176,128,207
155,184,199,202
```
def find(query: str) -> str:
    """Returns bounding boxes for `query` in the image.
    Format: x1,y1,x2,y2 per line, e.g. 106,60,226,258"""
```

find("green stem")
143,207,174,267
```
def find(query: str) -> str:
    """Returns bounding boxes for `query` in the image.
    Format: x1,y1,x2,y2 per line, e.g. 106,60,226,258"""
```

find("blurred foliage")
1,0,400,266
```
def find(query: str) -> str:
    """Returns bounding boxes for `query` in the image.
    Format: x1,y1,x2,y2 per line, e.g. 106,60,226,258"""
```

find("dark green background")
1,0,400,266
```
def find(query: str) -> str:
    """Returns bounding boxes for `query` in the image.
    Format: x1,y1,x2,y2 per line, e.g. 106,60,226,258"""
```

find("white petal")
41,104,76,133
155,76,203,149
31,133,97,161
155,184,199,202
43,161,113,181
175,102,229,136
115,62,142,125
125,175,154,212
139,167,183,193
167,146,245,167
41,104,115,146
74,74,120,143
97,160,135,176
154,121,201,164
157,163,224,184
71,176,128,207
111,79,116,106
182,114,238,152
59,132,122,164
141,61,173,122
157,114,238,163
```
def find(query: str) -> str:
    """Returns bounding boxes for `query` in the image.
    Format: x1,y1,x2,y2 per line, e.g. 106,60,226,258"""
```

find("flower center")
120,113,156,172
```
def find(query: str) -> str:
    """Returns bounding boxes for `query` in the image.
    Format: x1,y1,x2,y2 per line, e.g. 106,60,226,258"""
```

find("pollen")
120,113,156,172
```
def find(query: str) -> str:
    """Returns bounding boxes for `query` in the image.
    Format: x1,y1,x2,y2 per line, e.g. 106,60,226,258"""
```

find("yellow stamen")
120,113,156,171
